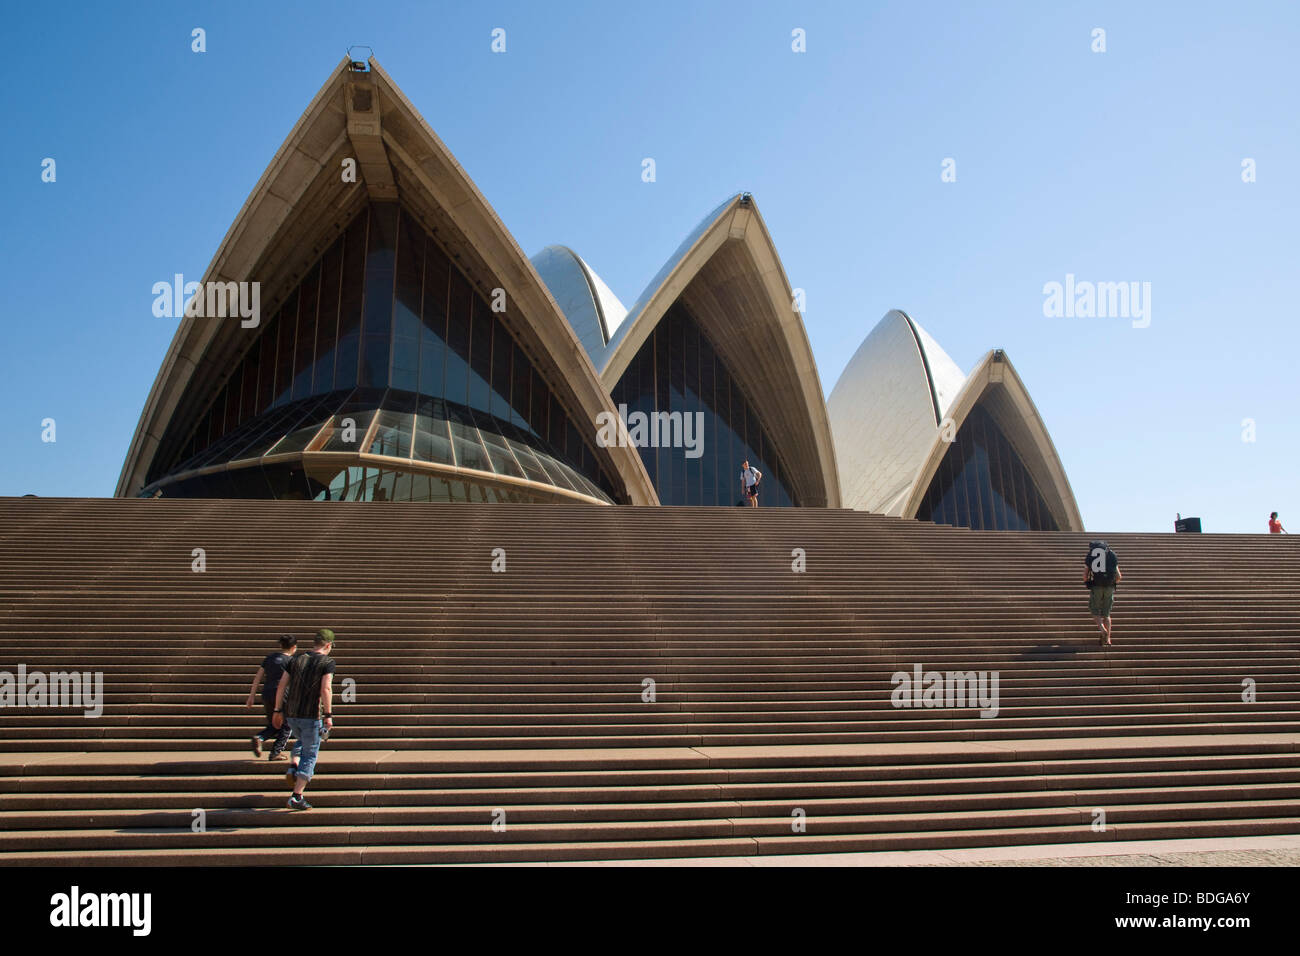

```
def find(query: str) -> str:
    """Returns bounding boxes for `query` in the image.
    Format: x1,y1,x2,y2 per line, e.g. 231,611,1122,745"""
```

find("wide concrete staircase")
0,497,1297,864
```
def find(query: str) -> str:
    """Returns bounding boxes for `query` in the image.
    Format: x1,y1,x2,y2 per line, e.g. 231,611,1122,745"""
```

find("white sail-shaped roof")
530,245,628,366
533,193,842,508
116,57,658,505
829,311,1082,530
828,310,960,515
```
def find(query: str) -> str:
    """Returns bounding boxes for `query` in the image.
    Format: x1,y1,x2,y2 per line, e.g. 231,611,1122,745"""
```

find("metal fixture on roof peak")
346,46,374,71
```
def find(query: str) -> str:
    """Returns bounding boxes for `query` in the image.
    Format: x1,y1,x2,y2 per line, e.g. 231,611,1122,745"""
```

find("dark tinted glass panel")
225,466,273,498
730,379,746,505
360,203,398,387
157,202,619,503
960,428,982,527
321,408,376,452
334,210,368,391
698,340,717,506
984,419,1008,530
652,324,673,503
533,451,577,493
717,368,732,504
975,420,996,530
271,292,298,408
679,317,697,505
239,346,261,423
368,409,413,459
224,400,298,461
529,369,550,441
445,270,472,409
391,209,424,394
262,461,314,500
292,264,319,400
419,240,448,400
669,315,687,500
208,385,226,442
224,375,241,430
565,420,583,484
490,313,512,422
468,297,493,414
413,398,455,466
547,390,565,454
915,402,1058,531
449,427,492,474
313,238,342,394
507,438,548,484
479,426,525,479
256,316,279,412
608,302,796,507
442,404,482,470
191,409,212,458
510,341,531,430
269,400,337,455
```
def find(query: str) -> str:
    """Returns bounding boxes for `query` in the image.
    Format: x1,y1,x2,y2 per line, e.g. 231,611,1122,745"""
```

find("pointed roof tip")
532,244,628,317
530,244,629,362
618,191,750,329
860,310,965,423
534,191,752,362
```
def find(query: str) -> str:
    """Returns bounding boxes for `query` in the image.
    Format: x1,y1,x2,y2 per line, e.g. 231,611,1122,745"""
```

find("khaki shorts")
1089,585,1115,617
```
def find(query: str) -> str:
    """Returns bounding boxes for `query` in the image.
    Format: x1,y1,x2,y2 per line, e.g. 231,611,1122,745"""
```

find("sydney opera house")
117,57,1082,532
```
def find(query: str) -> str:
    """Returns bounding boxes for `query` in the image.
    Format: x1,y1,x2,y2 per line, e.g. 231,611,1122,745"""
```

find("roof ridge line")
898,310,943,428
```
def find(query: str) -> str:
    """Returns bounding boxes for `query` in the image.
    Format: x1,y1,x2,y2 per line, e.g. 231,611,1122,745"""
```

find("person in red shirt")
1269,512,1286,534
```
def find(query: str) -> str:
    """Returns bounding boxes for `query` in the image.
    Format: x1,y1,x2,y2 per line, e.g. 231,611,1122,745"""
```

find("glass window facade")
153,460,556,504
609,303,797,507
145,386,612,503
915,401,1059,531
147,203,618,503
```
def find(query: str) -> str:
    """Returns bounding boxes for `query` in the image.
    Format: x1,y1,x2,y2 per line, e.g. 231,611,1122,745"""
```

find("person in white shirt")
740,460,763,507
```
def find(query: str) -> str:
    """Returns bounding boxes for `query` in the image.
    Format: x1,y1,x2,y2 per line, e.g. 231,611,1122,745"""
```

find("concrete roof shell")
529,245,629,366
828,310,963,515
116,58,658,505
829,310,1082,530
901,348,1084,531
535,194,841,508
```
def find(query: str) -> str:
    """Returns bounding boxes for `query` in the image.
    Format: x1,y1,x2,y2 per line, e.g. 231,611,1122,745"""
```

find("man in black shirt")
272,628,337,811
246,635,298,759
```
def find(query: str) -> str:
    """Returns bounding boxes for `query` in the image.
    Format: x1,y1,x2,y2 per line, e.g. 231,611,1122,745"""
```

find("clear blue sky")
3,0,1297,533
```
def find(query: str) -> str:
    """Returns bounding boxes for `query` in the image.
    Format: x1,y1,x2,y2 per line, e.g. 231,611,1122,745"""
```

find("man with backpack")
1083,540,1123,646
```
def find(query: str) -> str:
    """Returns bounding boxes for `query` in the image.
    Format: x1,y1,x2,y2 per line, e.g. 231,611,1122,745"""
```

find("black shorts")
745,485,758,497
